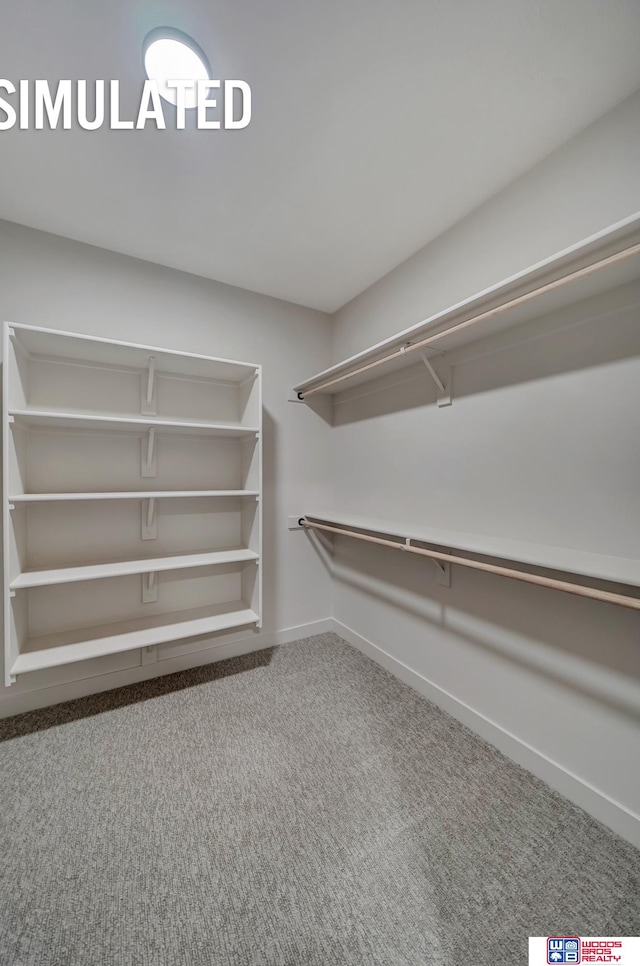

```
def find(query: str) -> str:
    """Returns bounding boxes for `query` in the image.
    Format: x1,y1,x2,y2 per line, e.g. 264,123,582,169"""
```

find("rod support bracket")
406,535,450,586
433,558,451,587
419,352,451,407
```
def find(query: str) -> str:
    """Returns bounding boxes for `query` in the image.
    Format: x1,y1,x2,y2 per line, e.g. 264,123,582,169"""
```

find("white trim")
332,618,640,850
0,619,333,720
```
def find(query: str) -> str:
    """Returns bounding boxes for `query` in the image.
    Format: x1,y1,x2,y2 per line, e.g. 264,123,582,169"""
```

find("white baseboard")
332,618,640,851
0,619,334,720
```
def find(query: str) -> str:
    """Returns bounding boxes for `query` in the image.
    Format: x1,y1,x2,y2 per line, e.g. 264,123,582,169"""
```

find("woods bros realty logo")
548,938,583,962
528,937,640,965
0,27,251,131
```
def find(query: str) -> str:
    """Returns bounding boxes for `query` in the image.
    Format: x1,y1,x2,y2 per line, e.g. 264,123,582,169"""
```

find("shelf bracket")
432,558,451,588
141,356,157,415
141,428,157,478
141,497,157,540
142,570,158,603
406,538,451,587
419,352,451,407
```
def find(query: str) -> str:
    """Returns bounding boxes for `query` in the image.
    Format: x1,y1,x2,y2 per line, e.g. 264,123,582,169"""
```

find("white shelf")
4,323,263,684
11,548,259,590
294,213,640,397
9,323,260,383
9,490,259,503
9,409,259,438
304,511,640,588
10,602,260,676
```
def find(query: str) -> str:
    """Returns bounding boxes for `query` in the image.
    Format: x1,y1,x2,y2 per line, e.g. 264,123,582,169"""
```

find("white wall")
0,219,334,715
328,90,640,845
334,90,640,358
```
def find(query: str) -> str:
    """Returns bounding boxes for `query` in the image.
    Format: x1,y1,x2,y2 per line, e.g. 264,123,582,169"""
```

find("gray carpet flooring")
0,632,638,966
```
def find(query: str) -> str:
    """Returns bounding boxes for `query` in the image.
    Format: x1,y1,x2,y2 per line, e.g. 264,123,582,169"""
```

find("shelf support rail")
141,356,157,415
296,240,640,399
147,428,155,470
146,357,156,405
142,570,158,603
141,497,157,540
301,518,640,610
141,428,157,478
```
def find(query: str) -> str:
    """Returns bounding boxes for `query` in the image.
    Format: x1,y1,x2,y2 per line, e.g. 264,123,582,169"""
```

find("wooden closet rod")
299,241,640,398
301,519,640,611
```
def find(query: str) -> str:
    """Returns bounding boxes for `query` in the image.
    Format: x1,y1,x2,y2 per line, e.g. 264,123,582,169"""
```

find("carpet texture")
0,632,638,966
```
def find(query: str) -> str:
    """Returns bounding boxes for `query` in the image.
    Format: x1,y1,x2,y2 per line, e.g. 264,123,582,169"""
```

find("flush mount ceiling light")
143,28,210,109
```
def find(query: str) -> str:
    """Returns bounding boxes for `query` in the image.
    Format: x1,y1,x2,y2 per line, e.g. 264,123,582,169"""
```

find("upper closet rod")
299,241,640,399
301,519,640,611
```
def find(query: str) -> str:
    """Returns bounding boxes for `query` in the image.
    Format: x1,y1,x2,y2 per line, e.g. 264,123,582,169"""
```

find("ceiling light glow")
143,28,210,109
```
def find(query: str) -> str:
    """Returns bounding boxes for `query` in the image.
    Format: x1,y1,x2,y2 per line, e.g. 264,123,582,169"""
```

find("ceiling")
1,1,640,313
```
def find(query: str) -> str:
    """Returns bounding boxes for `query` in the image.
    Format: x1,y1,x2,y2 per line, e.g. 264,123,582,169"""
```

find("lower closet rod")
301,519,640,611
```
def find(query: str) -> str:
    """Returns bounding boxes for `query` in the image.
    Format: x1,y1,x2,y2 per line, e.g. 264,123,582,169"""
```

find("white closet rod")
301,519,640,611
299,241,640,398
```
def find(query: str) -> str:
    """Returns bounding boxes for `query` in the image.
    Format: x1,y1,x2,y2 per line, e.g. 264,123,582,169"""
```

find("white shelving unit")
293,212,640,400
3,322,263,685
